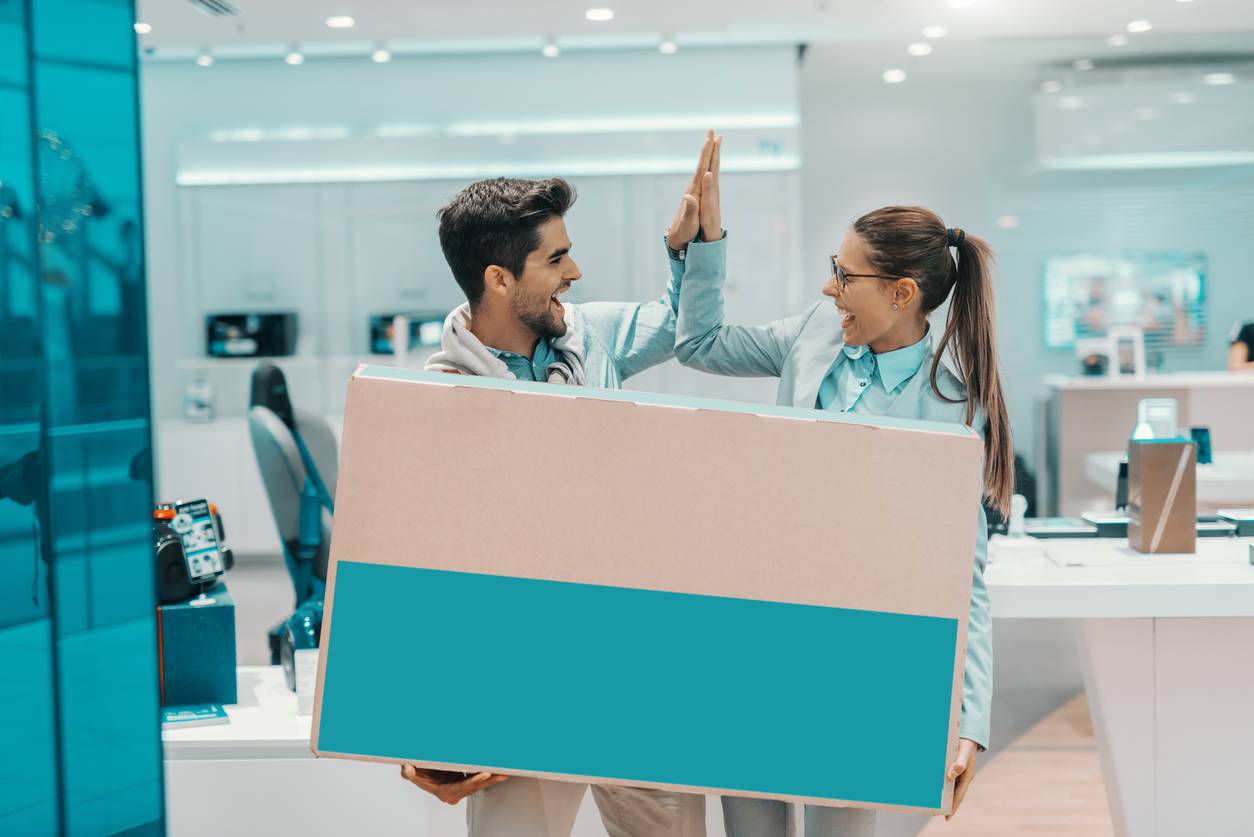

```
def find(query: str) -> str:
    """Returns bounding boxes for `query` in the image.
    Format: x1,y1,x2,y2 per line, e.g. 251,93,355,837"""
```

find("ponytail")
852,207,1014,516
931,232,1013,516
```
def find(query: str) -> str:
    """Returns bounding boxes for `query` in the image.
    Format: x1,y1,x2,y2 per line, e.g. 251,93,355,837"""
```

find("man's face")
510,216,582,339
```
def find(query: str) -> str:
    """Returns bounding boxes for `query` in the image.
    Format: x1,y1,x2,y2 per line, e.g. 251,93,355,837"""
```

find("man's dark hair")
437,177,577,306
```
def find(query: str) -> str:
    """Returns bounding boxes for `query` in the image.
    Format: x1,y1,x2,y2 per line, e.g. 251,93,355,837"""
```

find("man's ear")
483,265,512,300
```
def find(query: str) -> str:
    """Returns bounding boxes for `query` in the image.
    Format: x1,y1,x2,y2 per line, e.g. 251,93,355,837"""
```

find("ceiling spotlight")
285,48,305,66
1059,96,1085,109
133,22,152,35
196,51,214,67
326,16,355,29
659,37,678,55
1073,59,1095,72
1203,72,1236,85
995,215,1021,230
883,68,907,84
1107,34,1128,47
1170,91,1198,105
1126,20,1152,34
541,39,561,58
907,42,933,57
1041,80,1063,94
585,8,615,22
922,25,947,39
372,46,392,63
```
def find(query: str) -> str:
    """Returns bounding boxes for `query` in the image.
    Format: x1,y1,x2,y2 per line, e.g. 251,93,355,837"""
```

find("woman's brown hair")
852,206,1013,515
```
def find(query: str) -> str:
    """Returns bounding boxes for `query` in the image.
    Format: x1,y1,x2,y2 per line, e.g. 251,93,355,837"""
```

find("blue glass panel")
31,0,136,71
3,0,166,833
0,0,25,86
0,3,59,835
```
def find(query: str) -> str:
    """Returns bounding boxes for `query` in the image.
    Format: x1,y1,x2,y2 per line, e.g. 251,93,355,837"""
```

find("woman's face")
822,230,899,347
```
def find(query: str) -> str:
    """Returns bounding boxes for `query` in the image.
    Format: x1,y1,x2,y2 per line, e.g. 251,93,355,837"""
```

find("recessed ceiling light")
285,49,305,66
1059,96,1085,109
996,215,1021,229
196,52,214,67
1107,34,1128,47
372,47,392,63
542,40,561,58
907,42,933,57
883,68,907,84
1170,91,1197,104
1126,20,1152,34
659,37,678,55
1041,80,1063,94
1203,72,1236,85
326,16,355,29
585,8,615,22
923,25,947,39
1073,59,1095,72
134,22,152,35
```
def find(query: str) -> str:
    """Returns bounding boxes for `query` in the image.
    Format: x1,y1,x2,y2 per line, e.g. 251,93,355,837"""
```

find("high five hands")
667,129,722,252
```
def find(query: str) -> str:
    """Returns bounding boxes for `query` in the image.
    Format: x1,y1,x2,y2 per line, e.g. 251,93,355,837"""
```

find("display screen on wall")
1043,252,1207,353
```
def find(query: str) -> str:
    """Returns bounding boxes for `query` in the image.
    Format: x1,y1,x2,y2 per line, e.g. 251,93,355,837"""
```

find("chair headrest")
249,362,296,431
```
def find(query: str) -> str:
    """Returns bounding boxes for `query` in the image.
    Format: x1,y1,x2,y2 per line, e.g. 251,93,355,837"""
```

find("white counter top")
987,535,1254,619
1084,450,1254,505
1043,371,1254,392
162,666,312,760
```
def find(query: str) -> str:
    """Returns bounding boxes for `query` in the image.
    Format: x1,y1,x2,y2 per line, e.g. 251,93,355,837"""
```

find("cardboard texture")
1128,439,1197,554
311,366,984,815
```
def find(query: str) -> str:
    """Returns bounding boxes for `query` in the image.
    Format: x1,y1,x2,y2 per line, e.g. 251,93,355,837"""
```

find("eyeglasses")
830,255,898,292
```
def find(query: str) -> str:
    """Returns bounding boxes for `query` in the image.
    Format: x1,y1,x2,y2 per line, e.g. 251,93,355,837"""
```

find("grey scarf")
425,302,586,385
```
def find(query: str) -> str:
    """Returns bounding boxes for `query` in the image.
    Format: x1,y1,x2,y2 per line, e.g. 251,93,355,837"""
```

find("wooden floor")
919,695,1114,836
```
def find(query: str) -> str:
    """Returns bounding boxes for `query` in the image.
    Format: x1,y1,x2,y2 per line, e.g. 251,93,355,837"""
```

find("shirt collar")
842,331,930,393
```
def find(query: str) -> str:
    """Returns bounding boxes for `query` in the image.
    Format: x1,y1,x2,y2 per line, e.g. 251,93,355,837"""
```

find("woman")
669,139,1009,836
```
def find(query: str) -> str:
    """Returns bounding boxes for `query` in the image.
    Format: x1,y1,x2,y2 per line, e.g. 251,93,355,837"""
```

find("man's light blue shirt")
486,338,558,383
816,333,930,414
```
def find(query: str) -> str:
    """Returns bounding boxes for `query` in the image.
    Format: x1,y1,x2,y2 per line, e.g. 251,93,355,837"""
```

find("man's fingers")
680,194,699,218
711,135,722,176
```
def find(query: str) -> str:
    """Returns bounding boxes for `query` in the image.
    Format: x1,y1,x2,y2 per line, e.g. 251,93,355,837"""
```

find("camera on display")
154,498,234,604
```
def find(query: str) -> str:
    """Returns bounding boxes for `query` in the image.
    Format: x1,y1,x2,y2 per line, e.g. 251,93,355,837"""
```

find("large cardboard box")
312,366,984,815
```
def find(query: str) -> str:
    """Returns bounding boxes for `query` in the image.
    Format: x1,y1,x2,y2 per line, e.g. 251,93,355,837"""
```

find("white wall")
797,45,1254,471
140,46,805,532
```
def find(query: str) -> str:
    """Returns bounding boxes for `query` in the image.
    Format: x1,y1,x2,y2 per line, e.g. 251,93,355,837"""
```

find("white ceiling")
137,0,1254,58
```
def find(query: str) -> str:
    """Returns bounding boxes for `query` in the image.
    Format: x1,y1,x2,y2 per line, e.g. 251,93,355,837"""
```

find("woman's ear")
894,277,920,309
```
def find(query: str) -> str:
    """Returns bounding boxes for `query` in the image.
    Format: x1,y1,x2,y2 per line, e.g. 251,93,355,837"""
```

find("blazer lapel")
791,307,847,409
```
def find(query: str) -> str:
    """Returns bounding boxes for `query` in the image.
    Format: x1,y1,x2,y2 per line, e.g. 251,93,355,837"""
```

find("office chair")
247,362,336,686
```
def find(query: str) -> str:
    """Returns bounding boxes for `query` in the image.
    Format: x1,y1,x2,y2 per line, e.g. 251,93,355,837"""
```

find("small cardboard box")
311,366,984,815
1128,439,1197,554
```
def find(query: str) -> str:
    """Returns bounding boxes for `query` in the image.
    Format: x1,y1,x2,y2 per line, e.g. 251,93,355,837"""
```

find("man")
1229,320,1254,371
400,134,723,837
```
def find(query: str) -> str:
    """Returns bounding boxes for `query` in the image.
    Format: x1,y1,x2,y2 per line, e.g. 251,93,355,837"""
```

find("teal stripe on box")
319,561,959,809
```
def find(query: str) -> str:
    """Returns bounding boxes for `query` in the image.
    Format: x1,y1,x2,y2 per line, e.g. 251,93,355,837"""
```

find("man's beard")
512,285,567,340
